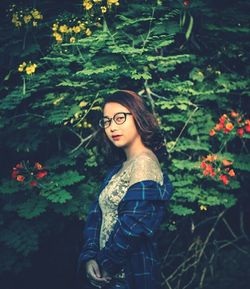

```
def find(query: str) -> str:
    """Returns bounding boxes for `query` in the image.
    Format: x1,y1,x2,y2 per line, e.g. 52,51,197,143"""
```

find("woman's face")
103,102,141,149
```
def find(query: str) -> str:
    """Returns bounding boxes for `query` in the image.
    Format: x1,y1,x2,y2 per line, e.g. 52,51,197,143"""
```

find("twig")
67,128,97,154
169,106,199,152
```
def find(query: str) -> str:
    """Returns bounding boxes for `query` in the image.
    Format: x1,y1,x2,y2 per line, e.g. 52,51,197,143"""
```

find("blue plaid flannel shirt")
78,163,173,289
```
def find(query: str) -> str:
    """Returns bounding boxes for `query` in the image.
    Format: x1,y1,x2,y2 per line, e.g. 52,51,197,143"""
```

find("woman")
78,90,173,289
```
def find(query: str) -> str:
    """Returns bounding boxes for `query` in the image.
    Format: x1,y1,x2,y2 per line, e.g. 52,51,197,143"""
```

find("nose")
109,118,118,131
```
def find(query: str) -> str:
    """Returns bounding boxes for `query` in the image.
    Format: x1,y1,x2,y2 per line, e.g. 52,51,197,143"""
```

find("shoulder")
129,151,163,186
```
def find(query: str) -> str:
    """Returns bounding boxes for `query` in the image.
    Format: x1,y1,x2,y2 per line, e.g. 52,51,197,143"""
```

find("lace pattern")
98,151,163,278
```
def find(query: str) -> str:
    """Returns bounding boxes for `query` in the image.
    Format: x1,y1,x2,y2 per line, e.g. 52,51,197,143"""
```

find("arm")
78,197,102,264
78,166,120,272
95,199,166,275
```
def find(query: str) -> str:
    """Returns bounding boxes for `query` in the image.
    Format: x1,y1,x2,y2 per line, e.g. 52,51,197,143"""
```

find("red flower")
183,0,190,6
219,174,229,185
200,161,207,169
11,169,19,179
30,180,38,187
36,171,47,179
16,175,25,182
15,163,23,169
215,123,224,131
219,114,227,125
237,128,244,137
245,124,250,133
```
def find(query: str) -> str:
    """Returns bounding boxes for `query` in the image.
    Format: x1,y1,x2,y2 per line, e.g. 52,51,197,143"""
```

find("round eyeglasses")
99,112,132,129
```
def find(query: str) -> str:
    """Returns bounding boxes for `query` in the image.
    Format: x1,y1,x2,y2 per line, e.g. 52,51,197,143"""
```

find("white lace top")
98,151,163,278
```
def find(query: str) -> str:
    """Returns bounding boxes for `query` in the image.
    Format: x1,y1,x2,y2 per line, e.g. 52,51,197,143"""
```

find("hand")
86,259,112,288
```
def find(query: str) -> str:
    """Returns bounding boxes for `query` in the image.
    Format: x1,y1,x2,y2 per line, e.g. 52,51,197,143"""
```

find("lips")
112,135,122,140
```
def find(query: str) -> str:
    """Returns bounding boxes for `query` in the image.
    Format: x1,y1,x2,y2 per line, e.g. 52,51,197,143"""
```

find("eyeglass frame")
98,112,132,128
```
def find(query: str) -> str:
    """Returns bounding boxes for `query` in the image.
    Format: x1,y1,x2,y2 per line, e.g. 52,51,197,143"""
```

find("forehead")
103,102,130,117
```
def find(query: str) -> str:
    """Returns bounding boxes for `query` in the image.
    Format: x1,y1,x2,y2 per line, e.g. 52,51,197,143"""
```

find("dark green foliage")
0,0,249,288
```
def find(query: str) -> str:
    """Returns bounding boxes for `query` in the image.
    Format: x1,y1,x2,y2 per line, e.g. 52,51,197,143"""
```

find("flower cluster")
8,4,43,28
83,0,119,13
52,19,92,44
12,161,48,188
18,61,37,75
210,111,250,138
200,154,236,186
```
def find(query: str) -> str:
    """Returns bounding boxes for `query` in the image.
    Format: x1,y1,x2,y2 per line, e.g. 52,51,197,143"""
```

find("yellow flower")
59,24,68,33
72,26,81,33
83,0,93,10
74,111,82,119
31,9,43,20
12,13,22,27
70,37,76,43
53,32,63,43
52,23,58,31
93,0,102,3
79,23,86,30
85,28,92,36
101,6,107,13
25,63,37,75
32,21,38,27
79,101,88,107
107,0,119,6
23,15,32,24
200,205,207,211
18,62,27,72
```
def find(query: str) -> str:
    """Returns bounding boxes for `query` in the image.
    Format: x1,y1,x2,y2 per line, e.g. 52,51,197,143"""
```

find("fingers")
92,261,101,278
87,263,111,286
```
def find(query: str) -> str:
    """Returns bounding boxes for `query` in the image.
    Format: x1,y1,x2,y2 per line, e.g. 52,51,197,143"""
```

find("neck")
124,140,151,161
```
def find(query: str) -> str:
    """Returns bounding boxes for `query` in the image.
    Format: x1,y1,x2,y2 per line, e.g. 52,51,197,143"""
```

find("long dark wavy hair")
96,90,168,166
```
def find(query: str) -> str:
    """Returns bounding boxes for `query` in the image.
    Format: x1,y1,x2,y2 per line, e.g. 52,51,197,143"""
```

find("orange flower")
219,174,229,185
34,162,43,170
224,122,234,132
205,154,217,162
222,159,233,166
228,169,235,177
230,111,239,118
16,175,25,182
237,128,244,137
209,129,216,136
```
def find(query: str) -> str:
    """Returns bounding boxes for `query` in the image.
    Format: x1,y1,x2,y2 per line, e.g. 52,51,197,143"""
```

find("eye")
115,115,125,123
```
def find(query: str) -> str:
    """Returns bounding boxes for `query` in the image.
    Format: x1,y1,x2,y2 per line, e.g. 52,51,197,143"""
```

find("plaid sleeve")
95,199,165,275
78,197,102,265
